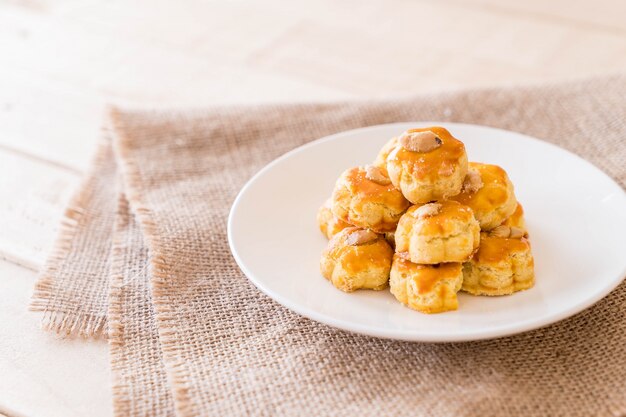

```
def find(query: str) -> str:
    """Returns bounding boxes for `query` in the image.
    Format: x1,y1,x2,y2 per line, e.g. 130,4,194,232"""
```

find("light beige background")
1,0,625,416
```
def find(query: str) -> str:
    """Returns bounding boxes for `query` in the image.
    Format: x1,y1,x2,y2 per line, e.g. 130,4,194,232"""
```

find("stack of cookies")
317,126,534,314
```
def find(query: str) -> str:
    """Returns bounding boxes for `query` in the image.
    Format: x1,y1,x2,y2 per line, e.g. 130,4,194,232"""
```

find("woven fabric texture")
32,75,626,416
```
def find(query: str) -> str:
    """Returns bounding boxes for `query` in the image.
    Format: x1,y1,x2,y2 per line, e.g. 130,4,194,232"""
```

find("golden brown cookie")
373,136,399,175
462,227,534,296
395,201,480,264
451,162,517,230
386,127,468,203
320,227,394,292
389,254,463,314
317,199,351,239
331,165,410,233
500,202,527,235
384,231,396,249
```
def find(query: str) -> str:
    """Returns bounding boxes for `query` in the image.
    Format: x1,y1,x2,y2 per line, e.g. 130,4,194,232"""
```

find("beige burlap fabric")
109,195,175,416
32,75,626,417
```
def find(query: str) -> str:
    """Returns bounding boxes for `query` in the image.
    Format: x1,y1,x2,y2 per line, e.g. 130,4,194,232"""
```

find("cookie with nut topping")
320,227,393,292
390,254,463,314
331,165,410,233
317,199,351,239
451,162,517,231
386,127,468,204
395,201,480,264
461,226,534,296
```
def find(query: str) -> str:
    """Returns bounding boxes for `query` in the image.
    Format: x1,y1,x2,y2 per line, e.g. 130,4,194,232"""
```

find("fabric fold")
109,192,175,416
31,138,116,337
32,75,626,416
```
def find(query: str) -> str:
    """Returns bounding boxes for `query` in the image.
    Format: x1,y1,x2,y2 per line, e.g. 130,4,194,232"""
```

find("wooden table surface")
1,0,625,416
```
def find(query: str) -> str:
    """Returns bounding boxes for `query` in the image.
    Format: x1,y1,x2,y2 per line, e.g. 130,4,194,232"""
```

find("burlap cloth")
31,75,626,417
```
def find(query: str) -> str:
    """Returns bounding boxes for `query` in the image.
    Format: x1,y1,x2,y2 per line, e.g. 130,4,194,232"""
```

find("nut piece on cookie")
317,199,351,239
451,162,517,231
331,165,410,233
386,127,468,204
395,200,480,264
320,227,393,292
461,231,534,296
389,254,463,314
489,225,525,239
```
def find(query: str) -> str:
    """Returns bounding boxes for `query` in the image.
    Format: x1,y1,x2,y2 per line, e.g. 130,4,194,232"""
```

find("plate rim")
227,121,626,342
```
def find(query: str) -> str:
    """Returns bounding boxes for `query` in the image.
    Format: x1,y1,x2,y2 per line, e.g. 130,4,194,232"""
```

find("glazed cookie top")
474,229,530,264
399,200,476,236
453,162,513,214
337,165,409,207
393,254,462,295
501,203,526,231
325,227,393,272
387,127,466,180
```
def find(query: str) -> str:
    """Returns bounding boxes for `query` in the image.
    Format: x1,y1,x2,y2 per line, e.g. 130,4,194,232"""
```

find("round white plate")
228,122,626,342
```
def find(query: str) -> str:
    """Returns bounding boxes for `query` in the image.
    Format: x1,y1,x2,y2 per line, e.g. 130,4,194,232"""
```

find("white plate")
228,123,626,342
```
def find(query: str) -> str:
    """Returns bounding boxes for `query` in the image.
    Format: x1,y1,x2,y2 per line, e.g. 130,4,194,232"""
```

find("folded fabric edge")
108,106,194,416
29,137,113,339
108,191,132,414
